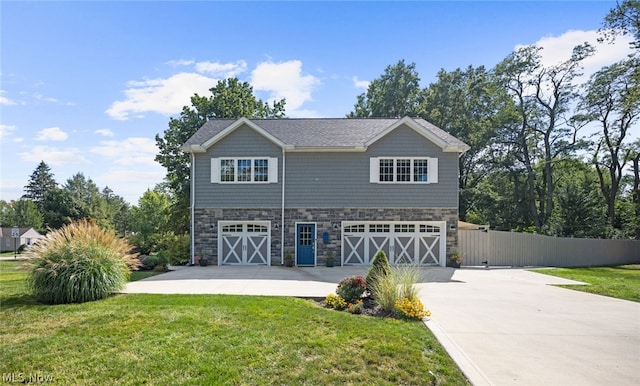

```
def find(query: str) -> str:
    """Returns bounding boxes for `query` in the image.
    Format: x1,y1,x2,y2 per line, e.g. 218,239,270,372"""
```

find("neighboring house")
181,117,469,267
0,227,45,252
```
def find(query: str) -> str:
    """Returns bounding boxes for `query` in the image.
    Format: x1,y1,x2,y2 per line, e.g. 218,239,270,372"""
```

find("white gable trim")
201,118,289,150
365,117,467,153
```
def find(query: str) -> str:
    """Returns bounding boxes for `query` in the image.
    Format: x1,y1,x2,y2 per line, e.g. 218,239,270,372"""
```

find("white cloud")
106,72,219,120
195,60,247,77
19,145,89,166
95,129,115,137
352,76,370,89
36,127,68,141
33,92,74,106
251,60,320,117
90,137,158,166
166,59,195,67
0,124,16,138
519,29,635,84
0,90,16,105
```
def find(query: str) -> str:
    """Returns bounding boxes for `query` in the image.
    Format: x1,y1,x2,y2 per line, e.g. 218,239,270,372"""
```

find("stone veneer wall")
193,208,459,265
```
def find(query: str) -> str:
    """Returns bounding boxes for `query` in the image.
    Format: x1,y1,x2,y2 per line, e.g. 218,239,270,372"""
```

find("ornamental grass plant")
26,219,139,304
368,264,423,313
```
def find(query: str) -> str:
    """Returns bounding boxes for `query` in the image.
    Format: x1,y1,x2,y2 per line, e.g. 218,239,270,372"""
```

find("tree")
41,188,73,230
0,199,44,230
549,159,608,238
101,187,131,236
63,173,107,224
577,58,640,226
494,43,594,231
129,189,171,255
22,161,58,212
601,0,640,50
631,139,640,238
422,66,517,220
348,60,424,118
155,78,286,231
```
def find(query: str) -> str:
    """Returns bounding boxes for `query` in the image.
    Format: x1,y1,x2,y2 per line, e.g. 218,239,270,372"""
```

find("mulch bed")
310,296,396,318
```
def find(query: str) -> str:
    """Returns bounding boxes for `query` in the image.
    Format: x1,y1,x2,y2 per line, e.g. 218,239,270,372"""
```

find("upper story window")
211,157,278,184
370,157,438,184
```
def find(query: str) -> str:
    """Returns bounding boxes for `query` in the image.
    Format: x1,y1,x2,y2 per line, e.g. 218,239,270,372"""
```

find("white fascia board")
180,145,206,153
201,118,286,150
444,144,471,153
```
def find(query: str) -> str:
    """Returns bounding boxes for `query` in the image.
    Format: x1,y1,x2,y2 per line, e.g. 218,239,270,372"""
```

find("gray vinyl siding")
285,125,459,208
193,124,282,208
194,123,459,209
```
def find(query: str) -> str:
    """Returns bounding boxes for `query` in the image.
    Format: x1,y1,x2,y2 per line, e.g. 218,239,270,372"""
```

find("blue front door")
296,223,315,265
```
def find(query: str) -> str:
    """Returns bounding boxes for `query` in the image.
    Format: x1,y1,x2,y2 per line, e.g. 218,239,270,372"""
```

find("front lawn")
0,261,468,385
534,265,640,302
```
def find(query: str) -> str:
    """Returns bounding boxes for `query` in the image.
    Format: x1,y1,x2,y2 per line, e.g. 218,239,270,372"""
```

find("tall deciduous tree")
630,139,640,238
422,65,516,220
578,58,640,226
494,43,594,231
348,60,424,118
129,189,171,255
601,0,640,49
549,159,608,238
0,199,44,230
155,78,286,232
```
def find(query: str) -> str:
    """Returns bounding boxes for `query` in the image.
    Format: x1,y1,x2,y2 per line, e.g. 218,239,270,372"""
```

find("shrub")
325,293,347,310
394,297,431,320
138,255,158,270
366,250,391,294
156,232,190,265
369,265,422,313
26,219,139,304
336,275,367,303
348,300,364,314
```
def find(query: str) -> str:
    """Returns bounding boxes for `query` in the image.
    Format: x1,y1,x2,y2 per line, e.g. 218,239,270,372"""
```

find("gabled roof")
181,117,470,153
0,227,43,237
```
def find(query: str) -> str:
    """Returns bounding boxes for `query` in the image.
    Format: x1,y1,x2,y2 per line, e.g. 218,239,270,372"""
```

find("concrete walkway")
124,266,640,386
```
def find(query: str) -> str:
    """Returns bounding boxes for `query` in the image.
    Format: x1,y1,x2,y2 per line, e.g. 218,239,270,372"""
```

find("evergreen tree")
23,161,58,211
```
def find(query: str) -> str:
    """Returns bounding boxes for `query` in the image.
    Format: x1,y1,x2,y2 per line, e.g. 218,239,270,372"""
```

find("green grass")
534,265,640,302
0,261,467,385
129,270,164,282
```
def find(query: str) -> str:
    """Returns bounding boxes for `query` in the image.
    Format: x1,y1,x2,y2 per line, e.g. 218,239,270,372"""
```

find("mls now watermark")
2,373,54,383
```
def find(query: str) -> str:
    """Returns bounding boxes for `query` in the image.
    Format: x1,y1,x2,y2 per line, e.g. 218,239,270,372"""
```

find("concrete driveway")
124,266,640,386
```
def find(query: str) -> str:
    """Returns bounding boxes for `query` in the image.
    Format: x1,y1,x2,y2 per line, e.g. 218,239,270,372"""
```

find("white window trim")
211,157,278,184
369,157,438,184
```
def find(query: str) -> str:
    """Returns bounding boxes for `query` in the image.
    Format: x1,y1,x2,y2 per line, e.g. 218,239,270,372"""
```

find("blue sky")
1,1,637,204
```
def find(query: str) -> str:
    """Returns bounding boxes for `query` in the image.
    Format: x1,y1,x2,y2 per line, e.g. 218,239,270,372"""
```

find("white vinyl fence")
459,230,640,267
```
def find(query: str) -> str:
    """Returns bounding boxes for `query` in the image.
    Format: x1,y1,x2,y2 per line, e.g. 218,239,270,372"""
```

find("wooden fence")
458,230,640,267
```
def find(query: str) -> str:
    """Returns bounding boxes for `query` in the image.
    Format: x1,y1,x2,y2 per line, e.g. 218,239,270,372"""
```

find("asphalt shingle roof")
182,117,469,151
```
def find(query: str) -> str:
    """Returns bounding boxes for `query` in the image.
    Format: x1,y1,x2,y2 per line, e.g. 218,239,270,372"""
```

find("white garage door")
218,221,270,265
342,221,446,267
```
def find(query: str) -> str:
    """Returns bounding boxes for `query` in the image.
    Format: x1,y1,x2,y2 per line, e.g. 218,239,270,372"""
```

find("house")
181,117,470,267
0,227,45,252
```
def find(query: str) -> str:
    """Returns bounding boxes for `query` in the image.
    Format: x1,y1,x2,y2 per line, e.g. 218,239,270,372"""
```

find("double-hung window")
211,157,278,183
370,157,438,184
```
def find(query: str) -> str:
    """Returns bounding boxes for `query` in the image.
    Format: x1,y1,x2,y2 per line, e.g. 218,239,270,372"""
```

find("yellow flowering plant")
325,293,347,310
394,297,431,320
